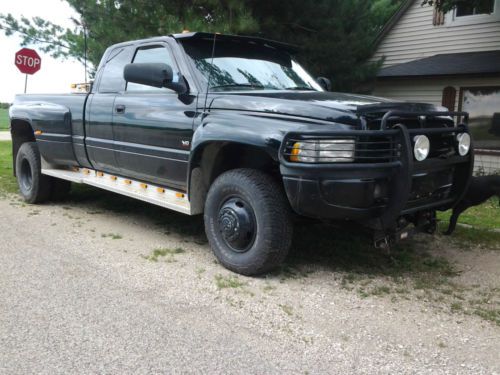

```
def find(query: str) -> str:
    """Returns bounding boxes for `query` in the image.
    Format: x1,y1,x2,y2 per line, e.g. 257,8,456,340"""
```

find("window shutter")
433,1,445,26
442,86,456,111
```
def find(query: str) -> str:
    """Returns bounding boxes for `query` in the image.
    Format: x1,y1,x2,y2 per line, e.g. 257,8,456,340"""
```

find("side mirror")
316,76,332,92
124,63,188,94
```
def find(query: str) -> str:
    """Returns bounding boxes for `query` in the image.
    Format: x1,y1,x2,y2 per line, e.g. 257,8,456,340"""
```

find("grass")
101,233,123,240
289,221,459,283
437,199,500,232
450,301,463,312
0,141,17,195
214,274,247,289
437,200,500,249
278,303,294,316
473,308,500,326
0,108,9,130
142,247,185,262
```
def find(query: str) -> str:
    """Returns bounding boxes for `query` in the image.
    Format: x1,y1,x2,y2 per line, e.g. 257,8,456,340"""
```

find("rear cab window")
97,47,134,93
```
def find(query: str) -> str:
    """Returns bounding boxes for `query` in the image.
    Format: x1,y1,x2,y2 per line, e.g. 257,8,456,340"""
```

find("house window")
459,87,500,151
445,0,500,26
455,0,494,17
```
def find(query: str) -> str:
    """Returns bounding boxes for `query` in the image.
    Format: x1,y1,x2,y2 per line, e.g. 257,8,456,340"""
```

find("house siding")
372,75,500,174
371,76,500,108
372,0,500,67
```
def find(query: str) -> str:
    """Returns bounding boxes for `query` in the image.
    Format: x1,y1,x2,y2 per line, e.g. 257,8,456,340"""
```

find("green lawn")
0,141,17,194
437,200,500,248
437,200,500,231
0,108,9,130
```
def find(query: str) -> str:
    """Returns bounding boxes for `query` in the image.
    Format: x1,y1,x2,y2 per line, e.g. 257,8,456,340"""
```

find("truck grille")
366,116,458,160
354,135,399,163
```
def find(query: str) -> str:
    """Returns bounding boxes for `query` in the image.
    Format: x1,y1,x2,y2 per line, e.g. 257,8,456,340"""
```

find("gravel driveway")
0,189,498,374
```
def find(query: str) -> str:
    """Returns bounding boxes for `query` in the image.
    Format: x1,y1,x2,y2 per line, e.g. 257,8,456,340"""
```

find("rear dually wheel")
15,142,52,203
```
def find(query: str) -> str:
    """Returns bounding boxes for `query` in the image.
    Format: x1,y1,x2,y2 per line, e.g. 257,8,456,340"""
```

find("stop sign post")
15,48,42,93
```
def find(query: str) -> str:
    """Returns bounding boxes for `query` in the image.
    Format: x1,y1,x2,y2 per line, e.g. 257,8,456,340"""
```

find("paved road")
0,132,11,141
0,195,499,374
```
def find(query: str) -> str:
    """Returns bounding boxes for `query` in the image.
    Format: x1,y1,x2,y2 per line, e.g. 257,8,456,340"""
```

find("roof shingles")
377,50,500,78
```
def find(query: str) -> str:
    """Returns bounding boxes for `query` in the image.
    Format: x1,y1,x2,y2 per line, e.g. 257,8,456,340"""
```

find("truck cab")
9,32,474,275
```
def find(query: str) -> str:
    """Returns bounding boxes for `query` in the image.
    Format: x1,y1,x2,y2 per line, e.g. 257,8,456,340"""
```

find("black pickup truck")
9,32,474,275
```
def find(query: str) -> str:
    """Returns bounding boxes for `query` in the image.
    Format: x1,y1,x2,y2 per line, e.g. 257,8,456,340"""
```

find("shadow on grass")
283,220,457,282
67,184,455,285
437,222,500,250
68,184,206,243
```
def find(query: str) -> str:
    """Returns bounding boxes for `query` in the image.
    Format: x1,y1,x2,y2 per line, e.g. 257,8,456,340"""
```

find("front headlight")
413,135,430,161
290,139,355,163
457,133,471,156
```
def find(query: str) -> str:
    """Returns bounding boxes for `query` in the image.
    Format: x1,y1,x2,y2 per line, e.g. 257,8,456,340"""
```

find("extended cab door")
85,46,133,174
112,42,196,191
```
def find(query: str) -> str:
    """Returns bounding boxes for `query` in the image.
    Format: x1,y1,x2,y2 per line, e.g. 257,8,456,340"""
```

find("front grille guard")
379,110,469,130
279,110,474,230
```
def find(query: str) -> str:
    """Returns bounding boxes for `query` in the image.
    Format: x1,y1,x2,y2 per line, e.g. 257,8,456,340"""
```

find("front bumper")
279,115,474,230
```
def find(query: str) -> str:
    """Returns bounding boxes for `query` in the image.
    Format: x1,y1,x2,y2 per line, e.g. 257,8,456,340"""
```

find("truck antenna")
83,25,88,84
203,33,217,113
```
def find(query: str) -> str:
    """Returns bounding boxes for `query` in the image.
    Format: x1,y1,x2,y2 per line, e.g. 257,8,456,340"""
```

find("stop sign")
15,48,41,75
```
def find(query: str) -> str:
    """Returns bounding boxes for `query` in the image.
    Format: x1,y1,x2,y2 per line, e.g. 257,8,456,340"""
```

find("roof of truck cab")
171,32,298,53
106,32,299,54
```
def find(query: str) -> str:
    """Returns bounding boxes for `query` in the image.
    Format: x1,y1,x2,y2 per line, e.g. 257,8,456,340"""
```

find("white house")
371,0,500,174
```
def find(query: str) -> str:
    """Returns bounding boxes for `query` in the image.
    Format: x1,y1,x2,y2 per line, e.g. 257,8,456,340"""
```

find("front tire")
204,168,293,276
15,142,52,203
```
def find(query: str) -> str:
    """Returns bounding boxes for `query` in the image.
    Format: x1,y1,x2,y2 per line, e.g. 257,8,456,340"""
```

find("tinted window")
127,45,176,92
181,39,322,92
98,47,133,93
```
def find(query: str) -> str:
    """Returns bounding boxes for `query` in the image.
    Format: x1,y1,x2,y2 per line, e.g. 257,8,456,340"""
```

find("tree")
0,0,401,91
248,0,402,91
0,0,257,72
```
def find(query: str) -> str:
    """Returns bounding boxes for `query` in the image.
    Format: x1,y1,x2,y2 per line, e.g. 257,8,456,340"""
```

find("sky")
0,0,85,103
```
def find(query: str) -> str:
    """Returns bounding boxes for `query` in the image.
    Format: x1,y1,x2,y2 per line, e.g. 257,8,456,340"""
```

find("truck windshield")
181,38,323,92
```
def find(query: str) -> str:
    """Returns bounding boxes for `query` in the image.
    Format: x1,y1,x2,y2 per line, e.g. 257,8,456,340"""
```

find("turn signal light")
290,142,301,162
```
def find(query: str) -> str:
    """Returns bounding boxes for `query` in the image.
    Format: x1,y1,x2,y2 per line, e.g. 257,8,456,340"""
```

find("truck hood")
208,91,441,125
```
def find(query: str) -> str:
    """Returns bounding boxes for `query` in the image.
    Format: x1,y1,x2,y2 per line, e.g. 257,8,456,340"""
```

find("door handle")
115,104,126,114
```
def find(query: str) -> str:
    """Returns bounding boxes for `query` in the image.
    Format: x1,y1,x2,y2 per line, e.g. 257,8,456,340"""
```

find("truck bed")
11,93,89,168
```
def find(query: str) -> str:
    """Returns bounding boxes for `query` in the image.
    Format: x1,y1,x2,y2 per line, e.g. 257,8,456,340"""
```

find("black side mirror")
124,63,188,94
316,76,332,91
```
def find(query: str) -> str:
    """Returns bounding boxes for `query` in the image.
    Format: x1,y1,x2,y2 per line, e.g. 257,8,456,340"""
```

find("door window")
127,45,176,92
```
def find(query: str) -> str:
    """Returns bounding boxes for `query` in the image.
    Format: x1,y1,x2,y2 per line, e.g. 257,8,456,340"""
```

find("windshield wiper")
284,86,316,91
210,83,265,91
